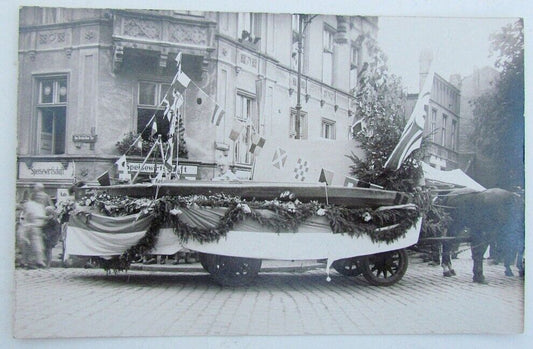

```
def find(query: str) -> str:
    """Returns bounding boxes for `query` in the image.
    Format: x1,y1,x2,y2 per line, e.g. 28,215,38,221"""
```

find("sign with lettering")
18,161,76,180
128,163,198,180
72,134,97,143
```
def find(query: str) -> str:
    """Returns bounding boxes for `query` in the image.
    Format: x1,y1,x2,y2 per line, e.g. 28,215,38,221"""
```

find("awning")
422,162,486,192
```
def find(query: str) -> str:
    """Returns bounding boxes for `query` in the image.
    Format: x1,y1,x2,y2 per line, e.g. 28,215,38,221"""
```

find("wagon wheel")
361,249,408,286
198,253,215,272
209,255,262,287
332,257,364,276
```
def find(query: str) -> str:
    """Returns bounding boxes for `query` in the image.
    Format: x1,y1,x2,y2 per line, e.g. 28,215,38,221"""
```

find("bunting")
211,104,225,126
249,133,266,154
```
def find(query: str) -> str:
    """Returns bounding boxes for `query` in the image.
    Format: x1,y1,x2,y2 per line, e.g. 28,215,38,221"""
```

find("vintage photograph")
11,3,524,341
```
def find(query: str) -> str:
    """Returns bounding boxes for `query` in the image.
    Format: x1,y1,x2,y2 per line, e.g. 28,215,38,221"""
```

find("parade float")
61,53,423,287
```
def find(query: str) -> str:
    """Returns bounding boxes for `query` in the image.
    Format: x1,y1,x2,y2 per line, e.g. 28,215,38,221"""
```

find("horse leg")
471,238,489,283
441,241,455,277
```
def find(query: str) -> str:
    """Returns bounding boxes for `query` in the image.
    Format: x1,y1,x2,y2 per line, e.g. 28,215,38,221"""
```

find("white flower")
85,199,91,206
362,212,372,222
286,202,296,213
316,208,326,216
238,203,252,214
170,208,183,216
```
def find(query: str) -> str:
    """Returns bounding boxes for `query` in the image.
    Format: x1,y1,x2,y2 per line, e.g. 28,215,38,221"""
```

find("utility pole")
295,14,305,140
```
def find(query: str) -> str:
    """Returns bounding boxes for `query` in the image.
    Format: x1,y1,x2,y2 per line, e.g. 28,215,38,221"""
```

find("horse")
438,188,524,283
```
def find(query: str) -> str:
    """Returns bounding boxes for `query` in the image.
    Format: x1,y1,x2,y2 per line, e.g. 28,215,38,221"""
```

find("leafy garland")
64,192,420,271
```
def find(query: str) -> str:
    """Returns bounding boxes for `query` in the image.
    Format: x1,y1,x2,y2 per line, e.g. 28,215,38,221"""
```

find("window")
451,119,457,151
321,119,336,140
234,93,256,165
431,109,437,142
36,77,67,154
289,109,308,139
137,81,172,135
291,15,300,70
234,125,253,165
238,13,260,41
441,114,448,147
322,27,334,85
349,45,361,94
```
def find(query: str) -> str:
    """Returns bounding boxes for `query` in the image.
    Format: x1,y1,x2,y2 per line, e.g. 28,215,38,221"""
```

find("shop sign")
72,134,97,143
128,162,197,180
18,161,76,180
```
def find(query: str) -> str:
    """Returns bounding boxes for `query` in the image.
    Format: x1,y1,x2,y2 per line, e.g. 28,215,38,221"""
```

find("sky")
377,16,517,93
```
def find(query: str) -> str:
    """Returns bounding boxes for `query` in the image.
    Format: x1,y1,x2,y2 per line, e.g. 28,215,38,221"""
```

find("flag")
293,158,309,182
249,133,266,154
344,176,383,189
175,52,182,73
384,65,434,170
64,212,153,257
97,171,111,186
171,70,191,93
272,147,287,169
211,104,225,126
150,119,158,137
350,118,366,135
135,137,143,151
318,168,334,185
229,124,244,141
115,155,131,182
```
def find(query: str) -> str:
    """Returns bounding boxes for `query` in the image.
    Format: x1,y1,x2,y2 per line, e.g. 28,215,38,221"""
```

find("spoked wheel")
361,249,408,286
209,255,262,287
332,257,364,276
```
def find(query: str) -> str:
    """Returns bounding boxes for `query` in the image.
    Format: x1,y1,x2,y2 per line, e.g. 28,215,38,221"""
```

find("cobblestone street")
13,250,523,339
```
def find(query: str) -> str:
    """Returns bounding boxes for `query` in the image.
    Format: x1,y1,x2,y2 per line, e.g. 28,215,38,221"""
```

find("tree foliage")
348,36,424,193
471,19,524,189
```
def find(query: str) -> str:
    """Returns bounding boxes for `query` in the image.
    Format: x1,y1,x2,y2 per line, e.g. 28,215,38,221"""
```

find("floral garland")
65,191,420,271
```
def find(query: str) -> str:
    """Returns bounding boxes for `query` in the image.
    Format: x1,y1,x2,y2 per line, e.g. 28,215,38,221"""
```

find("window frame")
289,108,308,140
321,118,336,140
34,75,69,155
136,81,175,134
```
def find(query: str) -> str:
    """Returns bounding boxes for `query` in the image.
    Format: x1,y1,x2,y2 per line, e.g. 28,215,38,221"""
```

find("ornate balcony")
111,10,216,73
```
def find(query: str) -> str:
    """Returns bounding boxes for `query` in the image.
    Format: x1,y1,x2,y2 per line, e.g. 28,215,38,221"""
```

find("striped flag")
211,104,225,126
384,67,434,171
65,212,153,257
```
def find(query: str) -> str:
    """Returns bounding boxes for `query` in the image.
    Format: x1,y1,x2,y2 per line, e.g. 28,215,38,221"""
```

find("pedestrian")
42,206,61,267
19,193,48,269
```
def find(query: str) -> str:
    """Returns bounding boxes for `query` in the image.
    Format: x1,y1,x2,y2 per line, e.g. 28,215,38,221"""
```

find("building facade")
17,8,377,200
406,53,461,171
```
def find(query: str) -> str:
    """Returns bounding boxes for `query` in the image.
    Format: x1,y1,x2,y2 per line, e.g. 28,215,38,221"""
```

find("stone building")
406,51,461,171
16,8,377,200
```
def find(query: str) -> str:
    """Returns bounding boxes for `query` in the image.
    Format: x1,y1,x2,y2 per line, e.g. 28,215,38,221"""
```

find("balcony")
111,10,216,73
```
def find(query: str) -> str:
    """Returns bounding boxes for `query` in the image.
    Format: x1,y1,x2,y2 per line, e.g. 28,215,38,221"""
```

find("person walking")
20,190,48,269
